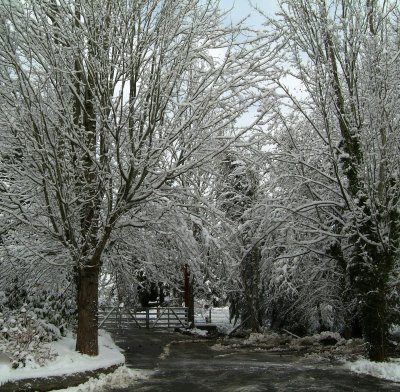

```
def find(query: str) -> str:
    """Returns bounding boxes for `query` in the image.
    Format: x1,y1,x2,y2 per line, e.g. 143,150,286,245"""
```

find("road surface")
109,329,399,391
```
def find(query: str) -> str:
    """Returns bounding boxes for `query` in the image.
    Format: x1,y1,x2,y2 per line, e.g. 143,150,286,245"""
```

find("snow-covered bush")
0,306,56,368
264,253,344,336
27,288,76,336
0,285,76,368
0,291,6,311
3,277,76,337
4,278,28,310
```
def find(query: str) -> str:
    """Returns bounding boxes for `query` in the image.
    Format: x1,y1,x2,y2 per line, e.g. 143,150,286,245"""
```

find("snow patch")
159,342,172,360
291,332,344,348
347,358,400,383
211,343,225,351
242,332,290,348
0,329,124,386
186,328,209,337
50,366,152,391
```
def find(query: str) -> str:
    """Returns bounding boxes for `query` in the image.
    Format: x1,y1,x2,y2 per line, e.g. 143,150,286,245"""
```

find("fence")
98,306,188,330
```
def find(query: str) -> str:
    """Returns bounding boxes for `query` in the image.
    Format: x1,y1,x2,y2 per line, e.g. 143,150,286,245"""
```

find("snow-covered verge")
235,331,365,356
347,358,400,383
214,329,400,383
0,329,129,388
0,304,72,368
212,331,368,362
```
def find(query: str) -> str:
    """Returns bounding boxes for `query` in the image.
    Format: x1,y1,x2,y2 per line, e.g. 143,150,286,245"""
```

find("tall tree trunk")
241,248,261,332
328,240,362,339
362,285,390,361
349,210,395,362
75,263,100,355
323,8,393,360
184,264,195,327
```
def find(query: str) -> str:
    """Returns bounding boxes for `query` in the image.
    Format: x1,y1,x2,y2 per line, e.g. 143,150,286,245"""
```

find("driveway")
109,329,399,391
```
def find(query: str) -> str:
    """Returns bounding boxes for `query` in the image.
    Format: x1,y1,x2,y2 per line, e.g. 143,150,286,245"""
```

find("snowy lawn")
347,358,400,383
0,329,148,390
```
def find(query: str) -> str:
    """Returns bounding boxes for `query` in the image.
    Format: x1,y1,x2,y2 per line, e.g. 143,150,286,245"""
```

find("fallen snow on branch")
0,330,127,386
347,358,400,382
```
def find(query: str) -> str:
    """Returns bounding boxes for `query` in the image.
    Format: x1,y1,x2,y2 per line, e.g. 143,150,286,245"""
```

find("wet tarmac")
109,329,400,391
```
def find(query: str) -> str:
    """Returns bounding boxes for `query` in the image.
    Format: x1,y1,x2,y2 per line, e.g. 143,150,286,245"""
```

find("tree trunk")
241,248,261,332
328,241,362,340
75,264,100,355
349,215,393,362
184,264,195,327
362,287,389,362
359,255,391,362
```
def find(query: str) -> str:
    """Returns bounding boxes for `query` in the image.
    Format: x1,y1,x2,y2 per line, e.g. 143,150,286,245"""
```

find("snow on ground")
184,327,208,337
240,330,400,384
51,366,152,392
211,306,235,333
194,306,235,333
0,329,134,388
347,358,400,383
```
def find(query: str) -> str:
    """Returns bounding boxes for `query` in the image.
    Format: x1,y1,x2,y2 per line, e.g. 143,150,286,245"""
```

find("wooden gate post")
146,308,150,329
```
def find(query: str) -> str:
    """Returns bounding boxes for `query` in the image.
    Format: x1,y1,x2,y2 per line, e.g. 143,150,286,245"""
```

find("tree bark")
350,249,392,361
362,287,389,361
184,264,195,327
348,209,395,362
75,263,100,356
241,248,261,332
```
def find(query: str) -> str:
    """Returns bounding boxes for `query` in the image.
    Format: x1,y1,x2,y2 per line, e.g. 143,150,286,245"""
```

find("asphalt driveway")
109,329,399,392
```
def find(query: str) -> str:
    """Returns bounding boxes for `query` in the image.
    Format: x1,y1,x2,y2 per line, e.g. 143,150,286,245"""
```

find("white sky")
216,0,282,129
220,0,280,25
217,0,307,130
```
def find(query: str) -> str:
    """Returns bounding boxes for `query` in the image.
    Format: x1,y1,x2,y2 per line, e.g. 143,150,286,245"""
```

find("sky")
219,0,280,25
215,0,282,128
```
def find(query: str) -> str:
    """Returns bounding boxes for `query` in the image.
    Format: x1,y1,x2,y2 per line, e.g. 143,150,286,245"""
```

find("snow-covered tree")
259,139,347,335
217,150,264,331
265,0,400,361
0,0,271,355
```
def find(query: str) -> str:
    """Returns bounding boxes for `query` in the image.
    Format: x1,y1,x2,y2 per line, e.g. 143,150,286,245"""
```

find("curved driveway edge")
0,364,121,392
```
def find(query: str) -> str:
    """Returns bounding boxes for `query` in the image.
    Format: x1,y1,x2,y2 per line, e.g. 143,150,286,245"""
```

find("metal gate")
98,306,188,330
